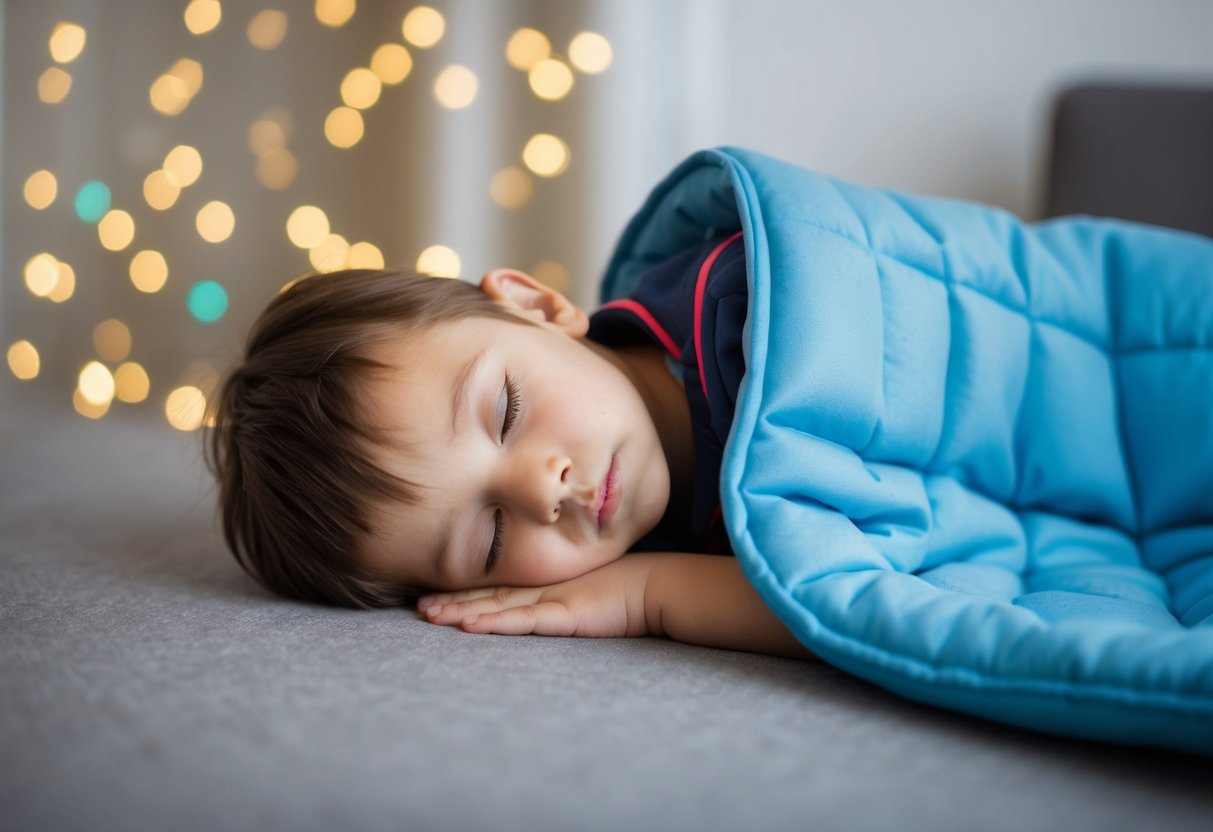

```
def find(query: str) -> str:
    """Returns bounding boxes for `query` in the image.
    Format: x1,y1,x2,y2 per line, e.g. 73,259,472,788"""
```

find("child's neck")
585,340,695,525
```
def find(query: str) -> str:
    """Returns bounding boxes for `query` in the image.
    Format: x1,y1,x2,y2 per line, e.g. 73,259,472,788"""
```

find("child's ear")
480,269,589,337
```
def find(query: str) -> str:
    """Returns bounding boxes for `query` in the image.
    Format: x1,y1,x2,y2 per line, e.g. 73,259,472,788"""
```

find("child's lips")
595,456,620,532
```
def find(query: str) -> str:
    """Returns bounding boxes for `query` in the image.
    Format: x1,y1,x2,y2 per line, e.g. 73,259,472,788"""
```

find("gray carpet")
4,384,1212,832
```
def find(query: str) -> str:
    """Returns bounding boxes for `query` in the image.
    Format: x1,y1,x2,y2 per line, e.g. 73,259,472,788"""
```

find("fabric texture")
600,147,1213,754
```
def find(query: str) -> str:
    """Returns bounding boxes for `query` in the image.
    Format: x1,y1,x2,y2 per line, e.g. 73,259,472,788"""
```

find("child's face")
359,271,672,592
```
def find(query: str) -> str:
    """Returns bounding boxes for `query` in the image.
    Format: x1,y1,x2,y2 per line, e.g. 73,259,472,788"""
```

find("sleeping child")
209,148,1213,752
208,239,812,659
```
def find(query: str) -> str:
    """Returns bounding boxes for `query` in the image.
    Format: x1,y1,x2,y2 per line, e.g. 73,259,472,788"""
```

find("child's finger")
422,588,542,625
459,603,576,637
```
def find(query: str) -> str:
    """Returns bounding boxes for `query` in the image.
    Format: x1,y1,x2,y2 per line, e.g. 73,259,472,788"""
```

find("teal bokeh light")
74,180,112,223
188,280,229,323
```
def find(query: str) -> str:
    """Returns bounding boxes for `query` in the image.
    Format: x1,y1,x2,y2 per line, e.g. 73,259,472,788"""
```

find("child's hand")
416,555,654,639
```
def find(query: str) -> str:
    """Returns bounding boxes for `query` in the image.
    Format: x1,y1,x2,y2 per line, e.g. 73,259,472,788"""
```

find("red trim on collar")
693,231,744,399
598,299,680,359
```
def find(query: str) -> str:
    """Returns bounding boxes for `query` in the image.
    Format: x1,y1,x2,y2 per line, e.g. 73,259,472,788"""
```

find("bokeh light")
316,0,356,28
569,32,613,74
39,68,72,104
287,205,331,248
150,59,203,116
164,145,203,186
98,209,136,251
166,386,207,431
531,259,571,293
73,388,110,419
75,180,111,223
130,250,169,293
49,22,87,64
47,262,76,303
249,119,287,155
529,58,574,101
24,170,58,210
490,166,534,211
114,362,150,403
371,43,412,84
309,233,350,271
522,133,570,177
417,244,460,278
188,281,229,323
347,241,385,268
434,65,478,109
143,169,182,210
78,361,116,406
196,201,235,243
184,0,222,35
325,106,364,147
506,28,551,71
93,319,132,362
7,341,41,381
248,9,288,49
402,6,444,48
341,67,382,109
257,148,298,190
24,253,61,297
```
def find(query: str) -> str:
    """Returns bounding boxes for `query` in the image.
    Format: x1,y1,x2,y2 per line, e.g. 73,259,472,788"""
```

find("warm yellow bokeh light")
402,6,444,48
287,205,331,249
249,119,287,155
434,64,478,109
416,244,461,278
150,74,190,116
79,361,116,406
371,43,412,84
39,67,72,104
340,67,382,109
164,145,203,186
73,388,110,420
316,0,356,28
184,0,222,35
569,32,613,74
256,148,298,190
166,386,207,431
24,170,58,210
93,319,132,363
196,201,235,243
130,250,169,293
248,9,288,49
531,259,571,293
24,253,60,297
50,22,87,63
325,106,364,147
7,341,40,381
522,133,570,178
98,210,136,251
114,362,150,403
505,28,551,71
170,59,204,97
309,233,350,271
143,169,182,210
490,166,534,211
47,262,76,303
347,241,385,269
529,58,574,101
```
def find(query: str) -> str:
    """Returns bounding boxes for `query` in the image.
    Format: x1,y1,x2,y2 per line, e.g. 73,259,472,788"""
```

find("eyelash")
486,373,520,573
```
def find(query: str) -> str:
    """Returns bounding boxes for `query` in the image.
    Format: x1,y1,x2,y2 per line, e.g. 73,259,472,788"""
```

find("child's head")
208,268,672,607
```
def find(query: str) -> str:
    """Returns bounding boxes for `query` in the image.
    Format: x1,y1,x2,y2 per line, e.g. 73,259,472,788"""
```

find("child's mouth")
595,456,620,532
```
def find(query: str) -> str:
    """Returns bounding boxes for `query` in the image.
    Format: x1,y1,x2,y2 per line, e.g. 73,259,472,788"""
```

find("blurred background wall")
4,0,1213,430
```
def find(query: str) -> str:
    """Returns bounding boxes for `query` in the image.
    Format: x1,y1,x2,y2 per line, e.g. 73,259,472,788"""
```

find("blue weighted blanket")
601,147,1213,754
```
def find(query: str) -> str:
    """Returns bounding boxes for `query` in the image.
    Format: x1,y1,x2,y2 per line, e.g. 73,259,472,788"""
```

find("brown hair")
206,268,526,608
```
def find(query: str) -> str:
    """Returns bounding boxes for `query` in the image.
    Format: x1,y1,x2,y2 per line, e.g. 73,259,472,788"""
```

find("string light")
569,32,613,74
7,341,41,381
114,363,150,403
75,180,111,223
325,106,364,147
93,319,132,362
130,250,169,293
340,67,382,109
24,170,58,210
315,0,356,28
371,43,412,84
38,68,72,104
529,58,574,101
164,145,203,186
402,6,444,48
47,262,76,303
522,133,570,177
143,169,182,210
98,209,136,251
188,281,229,323
490,166,534,210
287,205,330,248
184,0,222,35
248,9,288,49
49,22,87,63
417,245,460,278
78,361,116,406
165,386,206,431
506,28,551,71
434,65,478,109
347,241,385,268
24,253,60,297
196,201,235,243
309,233,350,271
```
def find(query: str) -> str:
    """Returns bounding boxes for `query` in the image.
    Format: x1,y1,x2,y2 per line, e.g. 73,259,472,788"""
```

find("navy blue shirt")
587,232,748,554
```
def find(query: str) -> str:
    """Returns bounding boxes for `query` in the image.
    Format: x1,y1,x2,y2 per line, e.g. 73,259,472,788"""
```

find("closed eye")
485,508,505,574
498,371,521,441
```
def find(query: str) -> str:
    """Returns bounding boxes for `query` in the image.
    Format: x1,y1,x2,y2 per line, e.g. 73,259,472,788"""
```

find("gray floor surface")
3,387,1211,832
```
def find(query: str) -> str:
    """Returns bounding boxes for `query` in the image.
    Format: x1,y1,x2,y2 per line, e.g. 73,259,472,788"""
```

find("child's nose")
510,452,574,522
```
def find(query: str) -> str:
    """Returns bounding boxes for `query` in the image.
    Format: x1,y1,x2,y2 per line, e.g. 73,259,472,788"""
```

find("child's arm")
416,553,814,660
